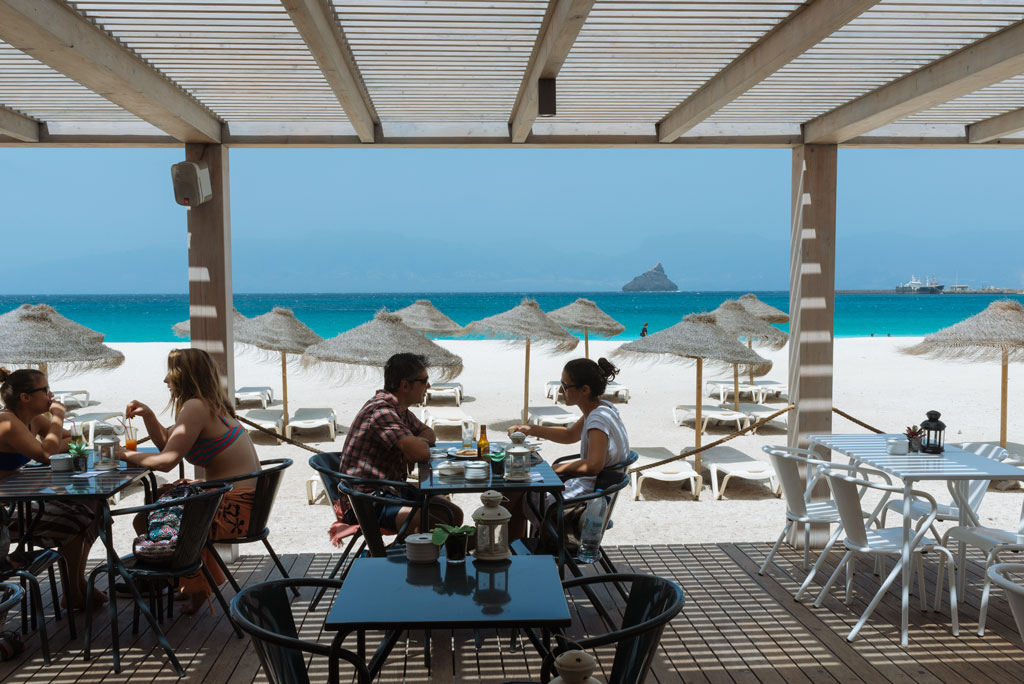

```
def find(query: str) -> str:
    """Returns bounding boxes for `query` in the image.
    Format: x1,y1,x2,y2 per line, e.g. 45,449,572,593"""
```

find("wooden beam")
0,0,221,143
658,0,878,143
281,0,378,143
804,19,1024,144
508,0,596,143
0,105,38,142
968,107,1024,144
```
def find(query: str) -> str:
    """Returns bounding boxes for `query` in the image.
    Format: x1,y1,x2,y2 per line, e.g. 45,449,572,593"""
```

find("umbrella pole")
523,338,531,424
694,358,703,473
39,362,48,377
733,364,739,411
747,338,754,383
281,352,289,432
584,327,589,359
1001,350,1008,448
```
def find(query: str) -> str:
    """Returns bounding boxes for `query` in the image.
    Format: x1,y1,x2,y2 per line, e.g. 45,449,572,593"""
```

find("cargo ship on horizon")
894,275,944,294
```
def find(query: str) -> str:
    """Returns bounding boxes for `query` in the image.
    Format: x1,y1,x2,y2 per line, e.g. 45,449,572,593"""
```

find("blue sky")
1,146,1021,294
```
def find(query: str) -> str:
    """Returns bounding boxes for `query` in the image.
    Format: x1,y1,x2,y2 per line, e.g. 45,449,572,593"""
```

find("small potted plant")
431,523,476,563
905,425,924,453
68,440,90,472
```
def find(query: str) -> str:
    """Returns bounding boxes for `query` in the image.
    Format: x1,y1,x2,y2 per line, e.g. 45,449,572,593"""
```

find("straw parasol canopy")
547,298,625,359
302,310,463,383
0,304,124,377
172,308,247,338
612,313,767,467
234,307,323,431
710,300,788,408
902,299,1024,447
738,293,790,324
463,299,578,422
392,299,464,335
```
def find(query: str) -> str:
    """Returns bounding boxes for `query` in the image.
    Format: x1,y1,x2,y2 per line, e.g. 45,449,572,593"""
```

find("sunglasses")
27,386,50,395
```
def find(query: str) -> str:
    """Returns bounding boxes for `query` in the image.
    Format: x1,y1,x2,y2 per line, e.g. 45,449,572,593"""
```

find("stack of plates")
405,533,439,563
437,461,465,478
464,461,490,481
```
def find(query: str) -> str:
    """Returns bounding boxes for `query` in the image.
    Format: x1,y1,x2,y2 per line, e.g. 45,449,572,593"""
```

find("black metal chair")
307,453,365,610
510,573,684,684
230,577,370,684
1,502,78,665
204,458,297,598
84,483,239,676
336,478,424,558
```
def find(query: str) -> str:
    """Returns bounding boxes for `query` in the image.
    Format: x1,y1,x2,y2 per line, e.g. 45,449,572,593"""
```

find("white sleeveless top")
565,400,630,499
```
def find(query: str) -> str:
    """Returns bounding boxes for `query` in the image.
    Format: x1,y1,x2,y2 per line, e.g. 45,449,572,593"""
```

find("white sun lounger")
424,382,464,406
243,409,284,435
420,406,475,434
528,405,578,427
705,380,760,403
630,447,703,501
752,380,788,402
701,446,780,500
545,380,630,404
285,408,337,440
672,404,747,434
730,403,788,433
53,389,90,408
235,386,273,408
64,411,121,446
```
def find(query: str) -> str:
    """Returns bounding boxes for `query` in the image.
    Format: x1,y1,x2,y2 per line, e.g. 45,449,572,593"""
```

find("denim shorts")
375,501,404,532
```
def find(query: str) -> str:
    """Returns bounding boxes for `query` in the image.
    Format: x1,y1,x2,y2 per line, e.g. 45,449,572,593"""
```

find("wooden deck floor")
0,543,1022,683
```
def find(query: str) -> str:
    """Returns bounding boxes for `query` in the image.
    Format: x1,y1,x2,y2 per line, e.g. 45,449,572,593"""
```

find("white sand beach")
61,337,1022,559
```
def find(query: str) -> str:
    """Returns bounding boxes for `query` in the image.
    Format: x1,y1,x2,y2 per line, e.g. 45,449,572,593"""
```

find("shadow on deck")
0,543,1021,682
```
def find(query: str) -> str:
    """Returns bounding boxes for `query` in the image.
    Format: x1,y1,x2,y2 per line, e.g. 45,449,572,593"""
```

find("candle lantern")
505,445,532,482
93,434,120,471
472,490,511,561
920,410,946,454
473,558,511,614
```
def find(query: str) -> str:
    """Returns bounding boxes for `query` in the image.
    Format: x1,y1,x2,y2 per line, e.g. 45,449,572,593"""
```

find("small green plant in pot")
68,441,90,471
905,425,924,453
432,524,475,563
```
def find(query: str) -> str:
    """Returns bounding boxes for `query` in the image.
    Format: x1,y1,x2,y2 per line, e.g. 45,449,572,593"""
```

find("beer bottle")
477,425,490,458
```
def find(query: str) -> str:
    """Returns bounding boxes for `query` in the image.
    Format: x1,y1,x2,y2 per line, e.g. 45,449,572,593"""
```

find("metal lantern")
472,490,511,561
505,445,532,482
93,434,120,471
473,558,511,614
920,410,946,454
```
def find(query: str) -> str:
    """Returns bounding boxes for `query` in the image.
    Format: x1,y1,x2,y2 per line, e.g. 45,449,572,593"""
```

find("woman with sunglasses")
506,357,630,539
0,367,104,610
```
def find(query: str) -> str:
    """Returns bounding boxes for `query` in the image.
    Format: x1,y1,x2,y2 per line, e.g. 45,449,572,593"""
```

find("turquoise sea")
2,292,1022,343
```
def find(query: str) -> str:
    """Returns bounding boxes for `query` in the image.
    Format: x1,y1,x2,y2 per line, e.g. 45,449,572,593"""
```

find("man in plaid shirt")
333,353,462,540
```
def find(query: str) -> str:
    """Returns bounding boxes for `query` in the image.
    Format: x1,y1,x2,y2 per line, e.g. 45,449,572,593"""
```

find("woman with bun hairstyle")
120,348,261,614
0,367,104,610
507,357,630,539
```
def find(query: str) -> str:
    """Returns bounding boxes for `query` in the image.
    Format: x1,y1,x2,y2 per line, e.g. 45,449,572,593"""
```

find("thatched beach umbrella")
612,313,767,470
234,307,323,431
738,294,790,382
393,300,464,336
548,298,625,359
464,299,578,422
172,308,247,338
0,304,124,377
301,310,463,384
902,299,1024,447
710,300,788,409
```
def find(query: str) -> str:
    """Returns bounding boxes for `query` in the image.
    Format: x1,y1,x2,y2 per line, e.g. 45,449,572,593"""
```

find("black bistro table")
324,555,570,678
417,443,567,569
0,458,154,666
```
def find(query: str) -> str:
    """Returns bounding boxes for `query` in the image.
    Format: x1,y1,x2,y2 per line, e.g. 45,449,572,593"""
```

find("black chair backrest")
560,573,683,684
337,478,420,558
0,582,23,624
308,452,343,506
245,459,291,535
169,484,233,571
607,450,639,472
230,578,370,684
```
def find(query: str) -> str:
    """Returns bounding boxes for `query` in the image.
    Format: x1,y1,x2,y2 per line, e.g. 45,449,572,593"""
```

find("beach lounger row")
629,446,779,501
244,408,337,440
705,379,787,403
544,380,630,404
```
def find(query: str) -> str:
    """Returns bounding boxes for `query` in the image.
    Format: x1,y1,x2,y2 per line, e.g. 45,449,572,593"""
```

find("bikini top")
185,415,243,467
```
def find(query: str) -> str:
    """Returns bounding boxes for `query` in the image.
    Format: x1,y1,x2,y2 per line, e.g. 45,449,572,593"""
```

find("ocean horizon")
4,292,1022,344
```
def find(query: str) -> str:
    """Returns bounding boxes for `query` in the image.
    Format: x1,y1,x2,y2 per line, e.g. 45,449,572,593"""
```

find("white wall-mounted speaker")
171,161,213,208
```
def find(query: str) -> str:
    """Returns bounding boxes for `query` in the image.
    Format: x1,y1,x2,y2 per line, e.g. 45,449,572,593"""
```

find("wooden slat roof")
0,0,1023,147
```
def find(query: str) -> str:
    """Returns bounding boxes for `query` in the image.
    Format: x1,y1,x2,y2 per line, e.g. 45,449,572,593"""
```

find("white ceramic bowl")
886,438,909,455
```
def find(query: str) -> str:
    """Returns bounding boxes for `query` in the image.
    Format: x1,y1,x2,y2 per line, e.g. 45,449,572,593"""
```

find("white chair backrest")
823,469,871,547
987,563,1024,644
763,447,812,517
952,442,1009,513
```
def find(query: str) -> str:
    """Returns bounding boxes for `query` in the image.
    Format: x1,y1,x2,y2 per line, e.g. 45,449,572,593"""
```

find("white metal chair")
934,495,1024,636
987,563,1024,644
815,468,959,643
879,442,1008,538
760,445,892,601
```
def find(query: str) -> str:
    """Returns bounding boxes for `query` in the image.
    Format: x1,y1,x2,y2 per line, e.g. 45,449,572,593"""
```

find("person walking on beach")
640,322,648,337
332,353,462,544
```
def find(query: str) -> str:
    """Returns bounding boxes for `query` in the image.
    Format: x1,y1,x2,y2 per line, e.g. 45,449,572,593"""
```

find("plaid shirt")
335,390,425,521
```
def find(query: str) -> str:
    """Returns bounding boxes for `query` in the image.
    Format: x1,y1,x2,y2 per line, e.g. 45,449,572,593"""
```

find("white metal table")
808,433,1024,645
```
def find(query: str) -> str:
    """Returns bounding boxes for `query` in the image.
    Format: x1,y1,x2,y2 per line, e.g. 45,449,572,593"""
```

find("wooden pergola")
2,0,1023,447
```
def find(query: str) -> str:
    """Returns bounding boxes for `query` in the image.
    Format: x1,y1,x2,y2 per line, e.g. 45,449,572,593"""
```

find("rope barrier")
628,404,796,475
831,407,885,434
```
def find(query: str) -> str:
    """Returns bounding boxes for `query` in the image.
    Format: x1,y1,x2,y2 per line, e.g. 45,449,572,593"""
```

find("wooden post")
694,358,703,460
185,143,235,396
522,338,531,424
733,363,740,410
788,143,837,548
1001,350,1008,448
748,338,754,383
584,327,589,359
281,352,289,432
